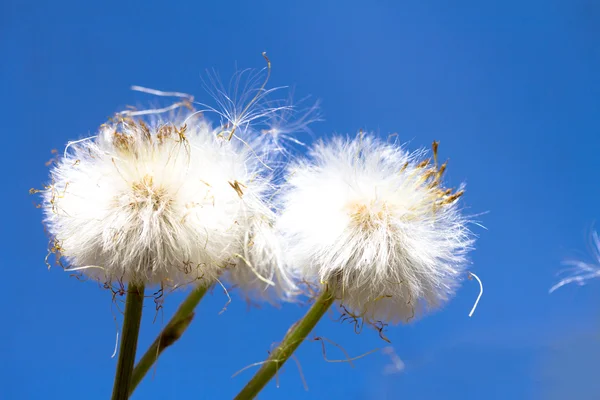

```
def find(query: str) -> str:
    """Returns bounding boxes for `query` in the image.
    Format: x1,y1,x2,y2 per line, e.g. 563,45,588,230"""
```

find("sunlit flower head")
277,134,474,324
550,231,600,293
40,112,281,289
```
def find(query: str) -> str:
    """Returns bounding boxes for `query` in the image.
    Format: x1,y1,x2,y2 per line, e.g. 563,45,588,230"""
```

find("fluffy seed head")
277,134,474,324
41,113,281,288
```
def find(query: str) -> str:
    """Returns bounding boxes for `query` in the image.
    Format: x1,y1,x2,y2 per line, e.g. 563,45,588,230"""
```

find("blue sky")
3,1,600,399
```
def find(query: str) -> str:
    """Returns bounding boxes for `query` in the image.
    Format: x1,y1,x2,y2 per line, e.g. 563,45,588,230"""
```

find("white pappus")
41,112,293,296
550,231,600,293
277,134,475,324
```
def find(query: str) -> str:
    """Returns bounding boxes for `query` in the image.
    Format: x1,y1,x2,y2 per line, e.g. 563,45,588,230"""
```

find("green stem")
111,283,145,400
129,284,209,395
234,286,335,400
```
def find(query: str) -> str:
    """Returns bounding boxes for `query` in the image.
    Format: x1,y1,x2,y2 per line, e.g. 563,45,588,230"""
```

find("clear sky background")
3,1,600,399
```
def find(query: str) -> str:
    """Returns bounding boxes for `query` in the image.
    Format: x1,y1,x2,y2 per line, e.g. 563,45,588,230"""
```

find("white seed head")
42,114,278,288
277,134,474,324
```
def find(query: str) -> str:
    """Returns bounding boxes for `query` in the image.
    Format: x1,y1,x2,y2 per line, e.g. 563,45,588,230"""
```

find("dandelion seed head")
42,113,274,288
39,55,315,298
277,134,475,323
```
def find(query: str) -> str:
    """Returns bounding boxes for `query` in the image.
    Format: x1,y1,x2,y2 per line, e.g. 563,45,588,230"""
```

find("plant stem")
129,284,210,395
111,283,145,400
234,286,335,400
